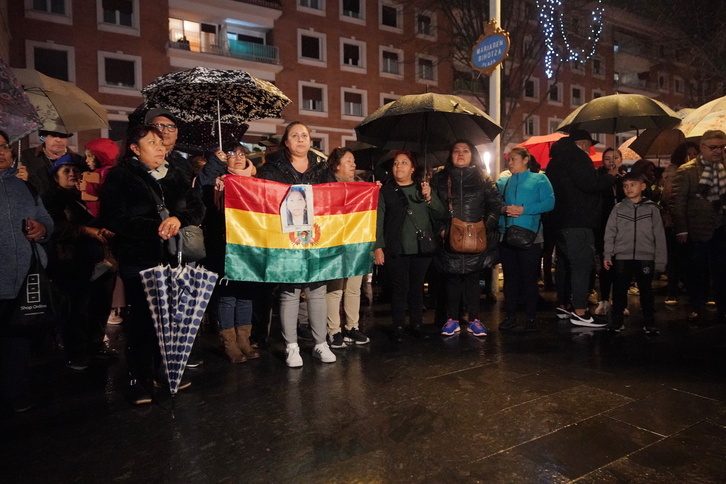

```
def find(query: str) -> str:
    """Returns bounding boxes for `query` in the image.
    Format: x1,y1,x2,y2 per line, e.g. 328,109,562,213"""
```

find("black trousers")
445,271,481,321
500,242,543,320
0,299,32,404
385,255,431,328
611,259,655,327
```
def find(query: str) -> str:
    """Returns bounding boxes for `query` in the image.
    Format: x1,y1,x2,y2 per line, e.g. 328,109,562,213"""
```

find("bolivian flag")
224,176,379,283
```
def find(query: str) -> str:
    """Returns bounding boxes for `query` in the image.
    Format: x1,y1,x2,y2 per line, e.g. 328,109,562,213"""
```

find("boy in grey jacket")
603,172,667,334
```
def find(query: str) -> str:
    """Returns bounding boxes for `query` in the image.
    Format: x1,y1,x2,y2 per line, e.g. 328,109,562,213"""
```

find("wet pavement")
3,279,726,483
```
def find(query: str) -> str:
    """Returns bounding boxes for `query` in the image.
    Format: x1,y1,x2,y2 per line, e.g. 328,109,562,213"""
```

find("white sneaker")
285,343,303,368
594,300,610,316
313,342,336,363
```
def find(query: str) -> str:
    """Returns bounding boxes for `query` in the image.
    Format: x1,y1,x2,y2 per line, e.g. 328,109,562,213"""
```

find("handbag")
167,225,206,263
6,242,55,335
502,177,539,249
446,177,486,253
149,183,206,263
395,185,439,255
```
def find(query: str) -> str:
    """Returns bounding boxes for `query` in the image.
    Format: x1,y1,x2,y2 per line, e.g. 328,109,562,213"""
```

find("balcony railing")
169,30,280,65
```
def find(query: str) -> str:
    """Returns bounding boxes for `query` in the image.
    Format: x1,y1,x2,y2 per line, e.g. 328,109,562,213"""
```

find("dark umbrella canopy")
556,93,680,134
629,128,685,158
0,58,41,143
141,67,290,124
355,93,502,153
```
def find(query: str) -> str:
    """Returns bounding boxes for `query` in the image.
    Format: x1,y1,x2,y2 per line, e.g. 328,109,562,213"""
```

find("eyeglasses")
0,142,10,151
226,151,246,157
703,144,726,151
150,123,177,132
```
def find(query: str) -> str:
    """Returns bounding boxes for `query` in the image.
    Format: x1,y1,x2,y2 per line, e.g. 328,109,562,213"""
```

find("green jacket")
671,157,726,242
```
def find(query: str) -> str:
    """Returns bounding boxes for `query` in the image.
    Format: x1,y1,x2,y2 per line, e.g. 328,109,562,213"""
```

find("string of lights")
536,0,605,78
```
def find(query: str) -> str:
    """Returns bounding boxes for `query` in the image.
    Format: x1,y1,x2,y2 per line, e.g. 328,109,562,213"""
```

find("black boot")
410,323,432,340
391,325,405,343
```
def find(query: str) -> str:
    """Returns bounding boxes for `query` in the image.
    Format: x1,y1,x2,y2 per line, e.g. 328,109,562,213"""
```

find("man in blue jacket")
545,129,615,326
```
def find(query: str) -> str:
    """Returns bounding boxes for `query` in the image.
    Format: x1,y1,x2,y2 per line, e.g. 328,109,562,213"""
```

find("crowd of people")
2,109,726,411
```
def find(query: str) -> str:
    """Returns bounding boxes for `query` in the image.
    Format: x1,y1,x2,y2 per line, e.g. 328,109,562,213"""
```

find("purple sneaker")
441,319,460,336
467,319,488,337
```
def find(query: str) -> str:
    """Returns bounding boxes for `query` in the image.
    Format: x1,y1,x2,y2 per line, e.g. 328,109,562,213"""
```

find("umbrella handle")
217,98,222,151
176,233,183,266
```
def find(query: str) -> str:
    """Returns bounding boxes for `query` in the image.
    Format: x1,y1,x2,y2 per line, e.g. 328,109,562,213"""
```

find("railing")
169,30,280,65
232,0,282,9
453,79,485,94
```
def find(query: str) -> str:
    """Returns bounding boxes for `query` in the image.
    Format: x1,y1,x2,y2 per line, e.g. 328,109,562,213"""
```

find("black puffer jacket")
431,165,501,273
100,157,205,268
257,149,335,185
546,137,615,230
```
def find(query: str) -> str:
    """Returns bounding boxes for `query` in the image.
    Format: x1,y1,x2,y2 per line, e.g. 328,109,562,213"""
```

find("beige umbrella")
678,110,726,139
630,128,685,158
617,136,641,162
13,68,109,134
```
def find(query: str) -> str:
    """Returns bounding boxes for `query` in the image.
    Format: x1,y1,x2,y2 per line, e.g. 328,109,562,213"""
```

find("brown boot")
236,325,260,359
220,328,246,363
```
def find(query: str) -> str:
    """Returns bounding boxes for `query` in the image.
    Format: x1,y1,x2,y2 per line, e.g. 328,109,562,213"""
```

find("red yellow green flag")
224,176,379,283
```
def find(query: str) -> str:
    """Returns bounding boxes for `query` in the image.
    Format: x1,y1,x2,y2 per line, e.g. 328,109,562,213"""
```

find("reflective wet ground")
3,280,726,483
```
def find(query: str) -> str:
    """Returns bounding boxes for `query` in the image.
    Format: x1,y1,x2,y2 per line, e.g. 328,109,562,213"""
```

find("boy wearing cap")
603,172,667,334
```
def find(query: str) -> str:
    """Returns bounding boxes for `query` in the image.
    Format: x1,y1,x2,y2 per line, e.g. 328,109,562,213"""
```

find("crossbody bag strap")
147,181,170,220
446,176,454,215
394,185,425,235
503,176,541,232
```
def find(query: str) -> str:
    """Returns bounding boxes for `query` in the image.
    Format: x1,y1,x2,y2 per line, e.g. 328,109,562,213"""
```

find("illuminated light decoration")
536,0,605,79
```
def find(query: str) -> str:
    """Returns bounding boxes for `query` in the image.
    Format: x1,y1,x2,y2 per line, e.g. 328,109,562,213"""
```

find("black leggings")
445,272,481,321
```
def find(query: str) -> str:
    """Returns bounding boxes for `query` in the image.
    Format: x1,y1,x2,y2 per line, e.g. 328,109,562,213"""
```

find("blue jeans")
216,281,253,330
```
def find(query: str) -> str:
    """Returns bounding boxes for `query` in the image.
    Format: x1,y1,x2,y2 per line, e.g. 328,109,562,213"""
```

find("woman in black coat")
430,140,501,337
100,125,204,404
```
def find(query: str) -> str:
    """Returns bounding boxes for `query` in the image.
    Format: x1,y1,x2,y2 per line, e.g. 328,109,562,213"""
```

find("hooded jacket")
0,168,53,300
545,137,615,230
603,197,667,272
431,164,501,273
84,138,120,217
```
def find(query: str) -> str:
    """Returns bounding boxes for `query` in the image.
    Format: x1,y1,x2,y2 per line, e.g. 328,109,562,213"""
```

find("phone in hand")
22,218,30,234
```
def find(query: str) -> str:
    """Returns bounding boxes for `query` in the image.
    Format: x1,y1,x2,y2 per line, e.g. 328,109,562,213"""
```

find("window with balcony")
416,55,436,83
341,39,365,71
342,0,364,20
99,52,140,91
342,89,366,118
523,115,539,137
524,78,539,100
381,48,402,77
298,30,326,66
27,41,74,82
380,2,402,32
300,82,327,115
571,86,584,107
26,0,72,24
169,18,219,55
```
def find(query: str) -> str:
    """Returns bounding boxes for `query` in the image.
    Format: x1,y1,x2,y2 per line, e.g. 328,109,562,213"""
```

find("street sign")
471,19,510,75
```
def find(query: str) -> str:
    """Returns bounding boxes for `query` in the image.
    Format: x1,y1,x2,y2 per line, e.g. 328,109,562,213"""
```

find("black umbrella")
355,93,502,168
142,67,290,149
556,93,680,134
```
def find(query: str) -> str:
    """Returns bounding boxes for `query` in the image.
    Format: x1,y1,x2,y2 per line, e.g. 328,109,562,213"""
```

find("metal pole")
489,0,501,174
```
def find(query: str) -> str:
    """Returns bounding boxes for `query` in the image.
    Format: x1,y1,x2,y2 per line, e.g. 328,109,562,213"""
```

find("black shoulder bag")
149,183,206,263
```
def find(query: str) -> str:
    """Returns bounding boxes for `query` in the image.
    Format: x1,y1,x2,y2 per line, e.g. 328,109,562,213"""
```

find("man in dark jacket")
671,129,726,323
22,131,84,195
546,129,615,326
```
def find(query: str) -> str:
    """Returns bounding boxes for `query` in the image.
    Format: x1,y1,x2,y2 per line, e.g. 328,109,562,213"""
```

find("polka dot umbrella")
139,263,218,415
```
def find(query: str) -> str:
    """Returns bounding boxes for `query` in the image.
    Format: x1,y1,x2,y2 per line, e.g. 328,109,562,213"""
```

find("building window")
30,0,66,14
416,55,437,83
342,0,364,20
673,76,684,94
299,82,328,116
548,118,562,134
298,30,326,66
380,93,399,106
592,89,604,99
169,18,218,54
658,73,668,91
27,41,75,82
592,57,604,77
299,0,324,10
381,48,402,77
99,52,141,93
380,1,402,32
26,0,72,24
571,86,584,106
341,39,366,71
524,78,539,100
548,82,562,104
417,13,433,37
342,89,366,118
571,59,584,73
101,0,132,26
523,115,539,137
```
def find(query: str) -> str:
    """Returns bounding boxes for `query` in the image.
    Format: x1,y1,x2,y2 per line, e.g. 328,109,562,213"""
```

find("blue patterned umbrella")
140,264,218,405
0,58,41,143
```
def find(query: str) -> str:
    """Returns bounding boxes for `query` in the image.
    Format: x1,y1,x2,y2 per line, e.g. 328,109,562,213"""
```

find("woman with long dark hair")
430,140,501,337
374,151,446,342
100,125,204,404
